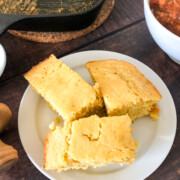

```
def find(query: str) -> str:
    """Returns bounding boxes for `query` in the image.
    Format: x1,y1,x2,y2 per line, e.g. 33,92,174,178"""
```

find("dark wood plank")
0,76,46,179
0,20,179,179
0,0,144,82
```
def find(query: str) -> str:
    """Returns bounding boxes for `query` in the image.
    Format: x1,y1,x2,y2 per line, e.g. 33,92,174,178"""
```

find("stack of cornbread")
24,54,161,171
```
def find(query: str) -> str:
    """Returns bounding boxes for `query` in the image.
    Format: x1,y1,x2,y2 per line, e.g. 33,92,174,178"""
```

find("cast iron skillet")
0,0,105,35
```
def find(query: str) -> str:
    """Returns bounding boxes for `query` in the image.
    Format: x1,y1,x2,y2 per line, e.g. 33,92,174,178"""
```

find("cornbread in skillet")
24,54,104,122
43,115,137,170
86,60,162,121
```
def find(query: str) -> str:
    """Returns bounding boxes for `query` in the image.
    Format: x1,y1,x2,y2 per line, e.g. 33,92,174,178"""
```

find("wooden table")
0,0,179,179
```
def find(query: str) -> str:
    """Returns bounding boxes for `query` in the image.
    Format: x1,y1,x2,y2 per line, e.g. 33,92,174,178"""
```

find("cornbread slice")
24,55,104,122
43,126,67,170
43,125,87,170
43,115,137,170
86,60,162,121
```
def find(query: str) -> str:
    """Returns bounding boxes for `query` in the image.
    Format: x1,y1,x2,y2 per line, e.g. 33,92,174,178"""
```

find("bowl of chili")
144,0,180,64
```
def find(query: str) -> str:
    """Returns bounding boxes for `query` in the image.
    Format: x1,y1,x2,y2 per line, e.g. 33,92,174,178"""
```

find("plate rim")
18,50,177,180
0,44,6,77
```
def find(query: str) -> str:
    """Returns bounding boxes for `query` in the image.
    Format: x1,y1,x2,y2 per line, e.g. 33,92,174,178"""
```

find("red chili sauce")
150,0,180,37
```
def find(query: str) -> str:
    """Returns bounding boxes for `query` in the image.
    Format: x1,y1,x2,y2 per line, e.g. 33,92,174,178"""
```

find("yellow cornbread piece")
43,125,86,170
24,55,104,122
43,115,137,170
43,126,68,170
86,60,162,121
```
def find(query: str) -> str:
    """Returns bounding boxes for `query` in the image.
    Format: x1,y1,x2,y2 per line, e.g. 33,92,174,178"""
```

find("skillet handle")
0,14,24,35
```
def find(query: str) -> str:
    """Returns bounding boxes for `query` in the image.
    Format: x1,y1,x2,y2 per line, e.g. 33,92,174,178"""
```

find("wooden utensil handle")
0,14,24,35
0,140,18,172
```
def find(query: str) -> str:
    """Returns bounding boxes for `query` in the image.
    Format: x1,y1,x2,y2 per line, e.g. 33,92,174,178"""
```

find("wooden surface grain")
0,0,179,179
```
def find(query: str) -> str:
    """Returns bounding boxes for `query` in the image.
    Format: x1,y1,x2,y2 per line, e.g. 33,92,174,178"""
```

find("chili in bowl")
144,0,180,64
150,0,180,37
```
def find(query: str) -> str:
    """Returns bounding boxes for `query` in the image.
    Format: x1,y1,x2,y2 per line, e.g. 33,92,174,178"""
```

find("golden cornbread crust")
24,55,104,122
86,59,162,120
43,115,137,170
86,60,161,97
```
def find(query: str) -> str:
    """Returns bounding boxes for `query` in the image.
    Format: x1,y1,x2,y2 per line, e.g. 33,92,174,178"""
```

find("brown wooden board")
0,0,179,179
0,18,179,179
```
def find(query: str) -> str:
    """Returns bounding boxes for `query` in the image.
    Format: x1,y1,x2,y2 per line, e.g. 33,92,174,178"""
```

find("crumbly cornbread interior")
43,115,137,170
24,55,104,122
86,59,162,121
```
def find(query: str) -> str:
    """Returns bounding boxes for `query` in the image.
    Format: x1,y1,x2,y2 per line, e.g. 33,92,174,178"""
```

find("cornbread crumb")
135,141,139,148
54,117,61,124
49,122,55,130
149,104,160,120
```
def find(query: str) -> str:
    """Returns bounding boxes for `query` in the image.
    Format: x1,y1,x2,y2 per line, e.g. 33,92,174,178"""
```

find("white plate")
0,44,6,77
18,50,177,180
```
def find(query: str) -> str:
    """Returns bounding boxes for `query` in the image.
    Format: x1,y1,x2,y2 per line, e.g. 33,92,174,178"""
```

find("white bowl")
0,44,6,77
144,0,180,64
